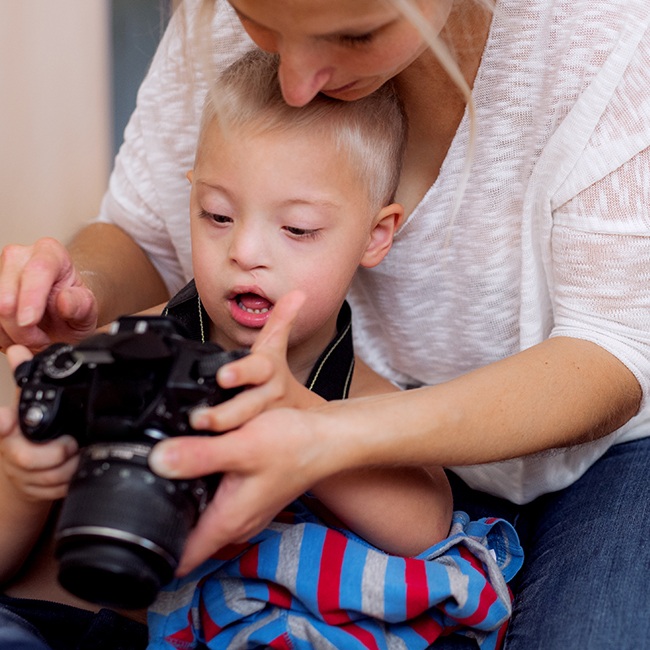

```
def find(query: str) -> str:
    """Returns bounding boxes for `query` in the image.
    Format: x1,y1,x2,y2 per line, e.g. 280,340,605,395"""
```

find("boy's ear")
186,170,194,184
360,203,405,268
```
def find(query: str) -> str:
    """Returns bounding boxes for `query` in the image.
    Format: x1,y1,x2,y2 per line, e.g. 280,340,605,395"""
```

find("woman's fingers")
149,433,246,481
6,344,33,371
0,240,64,348
178,470,280,574
0,239,98,351
150,408,320,572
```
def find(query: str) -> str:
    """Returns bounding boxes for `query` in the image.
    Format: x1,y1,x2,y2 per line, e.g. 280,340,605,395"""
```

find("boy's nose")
229,229,269,271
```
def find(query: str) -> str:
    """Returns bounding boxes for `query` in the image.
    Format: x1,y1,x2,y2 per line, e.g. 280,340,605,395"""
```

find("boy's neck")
286,318,339,385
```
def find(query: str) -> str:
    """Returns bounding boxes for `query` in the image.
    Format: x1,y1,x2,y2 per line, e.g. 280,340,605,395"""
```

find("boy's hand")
0,238,98,352
188,291,323,433
0,345,79,502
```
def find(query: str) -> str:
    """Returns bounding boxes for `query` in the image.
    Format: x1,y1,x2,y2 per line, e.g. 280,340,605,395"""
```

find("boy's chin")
212,324,261,351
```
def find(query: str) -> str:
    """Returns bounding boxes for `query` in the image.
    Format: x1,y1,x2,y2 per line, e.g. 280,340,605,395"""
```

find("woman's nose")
276,44,334,106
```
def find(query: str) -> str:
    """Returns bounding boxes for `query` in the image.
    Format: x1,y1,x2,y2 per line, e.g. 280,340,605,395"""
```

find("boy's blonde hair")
201,49,407,210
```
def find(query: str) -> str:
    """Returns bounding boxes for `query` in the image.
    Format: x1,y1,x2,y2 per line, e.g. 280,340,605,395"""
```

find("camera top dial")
43,345,83,379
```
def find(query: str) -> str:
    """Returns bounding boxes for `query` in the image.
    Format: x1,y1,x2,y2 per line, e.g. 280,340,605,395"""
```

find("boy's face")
189,119,398,358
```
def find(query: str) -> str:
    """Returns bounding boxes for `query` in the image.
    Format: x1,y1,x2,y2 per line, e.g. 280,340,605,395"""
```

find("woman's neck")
394,1,492,215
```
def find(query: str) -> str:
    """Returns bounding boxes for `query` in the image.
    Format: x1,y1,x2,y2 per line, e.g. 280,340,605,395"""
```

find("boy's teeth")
238,301,269,314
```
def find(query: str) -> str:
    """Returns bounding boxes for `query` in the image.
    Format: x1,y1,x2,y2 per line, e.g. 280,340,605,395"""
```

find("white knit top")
98,0,650,503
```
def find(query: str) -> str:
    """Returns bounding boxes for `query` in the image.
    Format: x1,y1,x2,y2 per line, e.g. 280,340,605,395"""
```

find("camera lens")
54,443,212,609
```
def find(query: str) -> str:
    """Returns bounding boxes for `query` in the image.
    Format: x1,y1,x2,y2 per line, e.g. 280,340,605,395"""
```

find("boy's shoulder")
349,357,398,398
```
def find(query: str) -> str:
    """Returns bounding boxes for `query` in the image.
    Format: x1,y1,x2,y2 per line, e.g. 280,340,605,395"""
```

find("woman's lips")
229,292,274,328
322,80,357,96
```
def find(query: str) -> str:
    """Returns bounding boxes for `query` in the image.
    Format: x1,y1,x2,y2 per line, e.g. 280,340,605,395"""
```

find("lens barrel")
55,443,210,609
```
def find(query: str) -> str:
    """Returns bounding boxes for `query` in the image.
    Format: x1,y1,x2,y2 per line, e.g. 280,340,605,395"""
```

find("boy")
149,51,521,649
0,51,520,650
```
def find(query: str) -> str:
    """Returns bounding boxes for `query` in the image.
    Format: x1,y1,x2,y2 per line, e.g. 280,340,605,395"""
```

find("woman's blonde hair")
201,49,408,210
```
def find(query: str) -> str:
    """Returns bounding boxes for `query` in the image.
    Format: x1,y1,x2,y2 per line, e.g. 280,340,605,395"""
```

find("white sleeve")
551,147,650,405
551,8,650,401
548,16,650,405
96,0,254,293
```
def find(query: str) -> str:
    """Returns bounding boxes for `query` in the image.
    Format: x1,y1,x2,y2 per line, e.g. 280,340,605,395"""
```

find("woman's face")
227,0,453,106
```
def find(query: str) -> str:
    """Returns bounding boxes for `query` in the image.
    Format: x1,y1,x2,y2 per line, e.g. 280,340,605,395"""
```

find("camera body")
15,316,247,609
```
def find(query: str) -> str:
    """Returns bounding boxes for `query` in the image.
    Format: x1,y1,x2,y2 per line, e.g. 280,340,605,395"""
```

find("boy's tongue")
238,293,273,313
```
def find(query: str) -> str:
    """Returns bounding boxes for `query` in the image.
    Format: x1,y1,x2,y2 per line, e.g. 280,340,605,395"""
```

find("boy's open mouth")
236,292,273,314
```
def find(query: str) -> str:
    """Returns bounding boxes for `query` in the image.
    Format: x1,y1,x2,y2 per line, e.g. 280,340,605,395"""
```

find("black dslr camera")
14,316,247,609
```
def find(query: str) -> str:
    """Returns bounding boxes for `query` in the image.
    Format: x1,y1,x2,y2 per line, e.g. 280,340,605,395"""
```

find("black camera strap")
164,280,355,401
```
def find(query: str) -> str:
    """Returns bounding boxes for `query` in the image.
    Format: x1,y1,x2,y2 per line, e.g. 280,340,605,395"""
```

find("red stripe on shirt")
267,582,293,610
267,634,294,649
200,597,222,642
409,613,445,644
342,622,382,650
455,547,497,626
239,543,260,578
317,529,351,624
405,557,431,618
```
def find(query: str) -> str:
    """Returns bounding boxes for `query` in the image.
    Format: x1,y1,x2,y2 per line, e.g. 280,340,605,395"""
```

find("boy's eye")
201,210,232,224
283,225,321,239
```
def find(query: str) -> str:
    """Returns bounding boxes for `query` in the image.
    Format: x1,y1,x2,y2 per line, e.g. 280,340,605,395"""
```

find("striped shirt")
147,505,522,649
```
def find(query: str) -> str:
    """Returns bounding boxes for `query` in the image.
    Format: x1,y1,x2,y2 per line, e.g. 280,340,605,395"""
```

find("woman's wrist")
308,395,413,474
68,223,169,325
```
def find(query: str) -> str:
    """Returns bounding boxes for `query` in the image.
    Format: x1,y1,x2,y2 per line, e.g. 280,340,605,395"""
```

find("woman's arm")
322,336,640,470
67,223,170,327
151,334,640,573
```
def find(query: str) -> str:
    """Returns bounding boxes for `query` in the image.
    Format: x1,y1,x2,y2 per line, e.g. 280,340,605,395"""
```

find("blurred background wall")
0,0,169,403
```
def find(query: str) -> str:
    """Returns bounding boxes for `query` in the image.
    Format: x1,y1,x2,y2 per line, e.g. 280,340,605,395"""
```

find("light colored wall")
0,1,111,404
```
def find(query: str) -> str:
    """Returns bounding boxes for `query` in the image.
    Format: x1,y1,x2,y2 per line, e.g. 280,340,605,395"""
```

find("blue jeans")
432,436,650,649
0,606,52,650
0,594,147,650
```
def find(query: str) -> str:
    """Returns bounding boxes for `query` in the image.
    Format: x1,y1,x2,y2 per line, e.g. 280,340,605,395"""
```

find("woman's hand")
0,238,98,352
0,345,79,503
152,406,326,574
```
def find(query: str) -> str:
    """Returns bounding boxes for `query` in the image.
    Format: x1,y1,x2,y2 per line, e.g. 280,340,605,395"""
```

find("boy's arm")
0,347,79,585
0,454,54,584
307,356,452,557
191,368,452,556
199,365,452,556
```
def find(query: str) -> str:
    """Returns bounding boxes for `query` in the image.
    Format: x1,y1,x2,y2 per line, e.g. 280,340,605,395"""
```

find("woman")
1,1,649,647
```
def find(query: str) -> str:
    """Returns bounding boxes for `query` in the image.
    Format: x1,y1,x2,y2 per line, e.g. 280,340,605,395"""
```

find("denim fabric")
0,605,53,650
0,595,147,650
436,436,650,650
